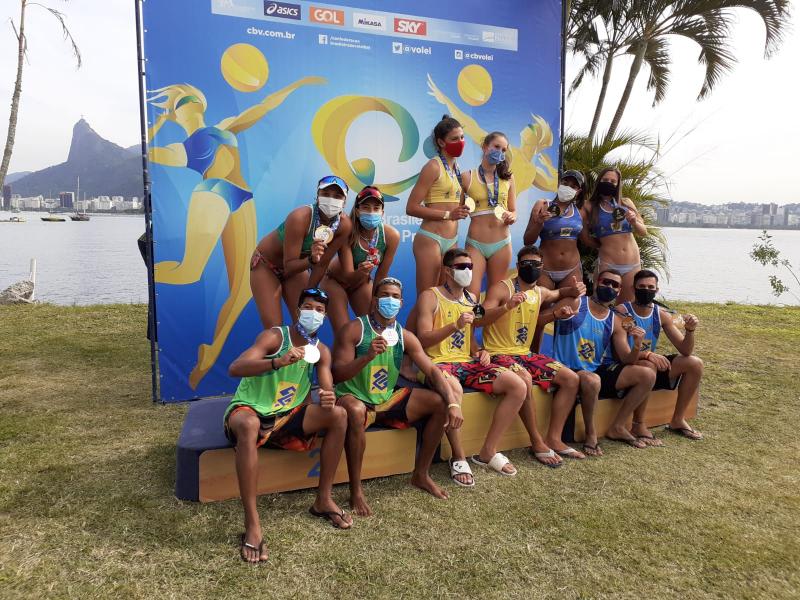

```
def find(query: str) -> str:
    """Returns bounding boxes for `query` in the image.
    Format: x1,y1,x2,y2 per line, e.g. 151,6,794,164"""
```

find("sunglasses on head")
318,175,349,195
356,186,383,204
301,287,330,304
519,259,543,268
598,278,621,289
449,263,473,271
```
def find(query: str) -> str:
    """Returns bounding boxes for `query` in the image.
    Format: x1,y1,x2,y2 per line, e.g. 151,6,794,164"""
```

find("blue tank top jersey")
591,204,633,238
183,126,238,176
623,302,661,353
553,296,614,371
540,203,582,241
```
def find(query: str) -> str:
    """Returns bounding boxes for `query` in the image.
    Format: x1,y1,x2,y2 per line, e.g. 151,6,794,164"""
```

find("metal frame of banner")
135,0,160,402
558,0,567,173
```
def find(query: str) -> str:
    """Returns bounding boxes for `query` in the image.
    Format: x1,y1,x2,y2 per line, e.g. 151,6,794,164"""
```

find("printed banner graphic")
142,0,562,401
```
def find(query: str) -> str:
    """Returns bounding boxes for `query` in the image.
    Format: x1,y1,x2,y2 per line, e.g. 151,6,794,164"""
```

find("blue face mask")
487,149,505,165
377,297,402,319
298,309,325,334
358,211,382,229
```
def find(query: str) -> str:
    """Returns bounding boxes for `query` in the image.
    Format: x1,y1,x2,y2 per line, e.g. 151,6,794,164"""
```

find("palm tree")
563,130,669,276
604,0,791,140
0,0,81,192
568,0,639,142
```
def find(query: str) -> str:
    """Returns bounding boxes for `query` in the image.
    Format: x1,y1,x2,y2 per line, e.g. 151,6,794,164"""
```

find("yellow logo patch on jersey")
560,227,573,237
578,338,595,363
272,381,299,411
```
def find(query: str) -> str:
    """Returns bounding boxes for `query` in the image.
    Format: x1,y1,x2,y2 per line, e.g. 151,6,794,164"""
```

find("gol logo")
394,17,427,36
311,6,344,25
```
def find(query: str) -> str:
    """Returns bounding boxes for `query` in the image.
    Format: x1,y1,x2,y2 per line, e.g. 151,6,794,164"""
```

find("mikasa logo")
353,12,386,30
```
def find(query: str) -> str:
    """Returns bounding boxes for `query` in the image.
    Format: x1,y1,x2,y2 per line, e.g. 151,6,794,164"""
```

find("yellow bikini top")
425,159,463,205
465,169,511,215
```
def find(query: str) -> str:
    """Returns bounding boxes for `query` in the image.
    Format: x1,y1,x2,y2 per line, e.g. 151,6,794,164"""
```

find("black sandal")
309,506,352,529
239,533,267,563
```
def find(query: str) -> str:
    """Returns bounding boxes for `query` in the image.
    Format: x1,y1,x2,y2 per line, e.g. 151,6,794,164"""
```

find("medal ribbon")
478,165,499,208
438,152,464,200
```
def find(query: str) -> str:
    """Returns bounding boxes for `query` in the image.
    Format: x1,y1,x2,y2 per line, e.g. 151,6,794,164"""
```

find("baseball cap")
561,169,585,188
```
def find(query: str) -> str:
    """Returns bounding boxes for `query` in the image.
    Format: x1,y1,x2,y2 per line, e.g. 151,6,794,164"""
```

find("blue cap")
318,175,349,195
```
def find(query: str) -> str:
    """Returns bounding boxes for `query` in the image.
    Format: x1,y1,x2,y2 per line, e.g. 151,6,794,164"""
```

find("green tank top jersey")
351,224,386,269
224,326,314,421
276,205,314,257
335,316,404,405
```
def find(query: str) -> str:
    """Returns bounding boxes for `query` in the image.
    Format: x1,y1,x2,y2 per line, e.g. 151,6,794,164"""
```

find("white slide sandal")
471,452,517,476
449,459,475,488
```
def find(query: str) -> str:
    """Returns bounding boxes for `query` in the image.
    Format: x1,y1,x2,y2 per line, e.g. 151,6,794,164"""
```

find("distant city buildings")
657,201,799,229
59,191,75,209
8,193,144,213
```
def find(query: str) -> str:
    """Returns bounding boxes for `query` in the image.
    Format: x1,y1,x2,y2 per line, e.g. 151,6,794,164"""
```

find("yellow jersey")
425,159,462,205
465,169,512,215
483,280,541,356
425,287,472,363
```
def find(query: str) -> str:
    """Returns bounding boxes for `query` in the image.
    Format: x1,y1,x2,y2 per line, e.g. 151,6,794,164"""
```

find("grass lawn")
1,302,799,599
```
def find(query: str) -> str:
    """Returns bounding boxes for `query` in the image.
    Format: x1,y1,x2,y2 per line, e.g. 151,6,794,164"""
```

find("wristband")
307,255,318,266
443,210,450,221
685,327,695,332
447,403,461,410
271,357,278,371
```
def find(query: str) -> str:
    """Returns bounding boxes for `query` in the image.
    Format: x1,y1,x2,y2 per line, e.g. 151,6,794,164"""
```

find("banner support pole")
135,0,160,402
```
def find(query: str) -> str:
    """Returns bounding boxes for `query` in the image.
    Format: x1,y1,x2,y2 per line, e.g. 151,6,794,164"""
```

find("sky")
0,0,797,205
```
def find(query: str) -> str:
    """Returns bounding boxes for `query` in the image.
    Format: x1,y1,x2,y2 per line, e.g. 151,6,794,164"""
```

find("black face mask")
597,181,617,197
595,285,618,303
634,288,657,305
518,263,541,284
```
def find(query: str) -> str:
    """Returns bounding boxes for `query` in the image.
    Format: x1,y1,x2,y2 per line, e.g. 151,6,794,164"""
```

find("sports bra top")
591,202,633,238
465,169,511,216
424,158,463,205
351,223,386,268
539,203,582,241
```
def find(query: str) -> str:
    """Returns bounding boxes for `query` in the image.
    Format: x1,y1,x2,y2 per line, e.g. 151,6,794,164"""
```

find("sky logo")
394,17,427,36
263,1,301,20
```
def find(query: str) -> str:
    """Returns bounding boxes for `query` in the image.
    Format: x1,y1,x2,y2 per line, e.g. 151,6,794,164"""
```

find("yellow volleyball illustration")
456,64,492,106
220,44,269,92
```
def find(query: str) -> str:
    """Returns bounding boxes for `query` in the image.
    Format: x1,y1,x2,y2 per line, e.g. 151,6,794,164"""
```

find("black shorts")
594,363,627,399
653,353,679,390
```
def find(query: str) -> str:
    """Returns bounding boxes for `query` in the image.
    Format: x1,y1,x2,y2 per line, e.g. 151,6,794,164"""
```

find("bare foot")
349,492,373,517
240,525,266,563
410,473,449,499
312,498,353,528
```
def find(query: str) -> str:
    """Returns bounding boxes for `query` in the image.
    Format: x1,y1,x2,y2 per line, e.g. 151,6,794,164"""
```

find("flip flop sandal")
664,425,703,440
607,436,647,449
528,447,563,469
239,533,266,564
582,443,603,457
449,459,475,488
471,452,517,476
308,507,352,529
556,446,586,459
637,434,665,447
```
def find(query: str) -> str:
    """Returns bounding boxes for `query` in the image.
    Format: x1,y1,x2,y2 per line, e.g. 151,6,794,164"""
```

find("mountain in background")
7,119,143,199
4,171,31,184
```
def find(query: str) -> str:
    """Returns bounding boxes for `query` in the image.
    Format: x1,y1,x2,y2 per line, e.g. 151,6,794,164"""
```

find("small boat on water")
70,212,90,221
0,215,26,223
41,213,66,222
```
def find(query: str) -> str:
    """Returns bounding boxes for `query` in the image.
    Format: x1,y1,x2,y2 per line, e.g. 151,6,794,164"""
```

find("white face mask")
557,185,577,203
317,195,344,218
452,267,473,288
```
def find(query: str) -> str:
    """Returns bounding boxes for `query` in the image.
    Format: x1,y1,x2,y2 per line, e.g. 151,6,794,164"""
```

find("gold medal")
547,203,561,217
464,197,476,212
493,205,506,221
313,225,333,244
524,289,537,304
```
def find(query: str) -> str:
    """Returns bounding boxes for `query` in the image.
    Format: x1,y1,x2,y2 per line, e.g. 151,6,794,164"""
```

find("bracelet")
447,403,461,410
685,327,695,332
271,357,278,371
307,255,318,266
644,351,652,360
443,210,450,221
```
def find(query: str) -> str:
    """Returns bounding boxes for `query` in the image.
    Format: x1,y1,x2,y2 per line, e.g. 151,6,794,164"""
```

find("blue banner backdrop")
142,0,563,401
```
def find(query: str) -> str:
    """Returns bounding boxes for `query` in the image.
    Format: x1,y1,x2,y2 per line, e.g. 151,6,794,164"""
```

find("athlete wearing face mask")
320,185,402,336
480,245,586,465
333,277,463,515
414,247,538,484
462,131,518,301
587,166,648,305
545,268,658,455
407,115,472,298
622,269,705,443
225,287,354,547
250,175,353,330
